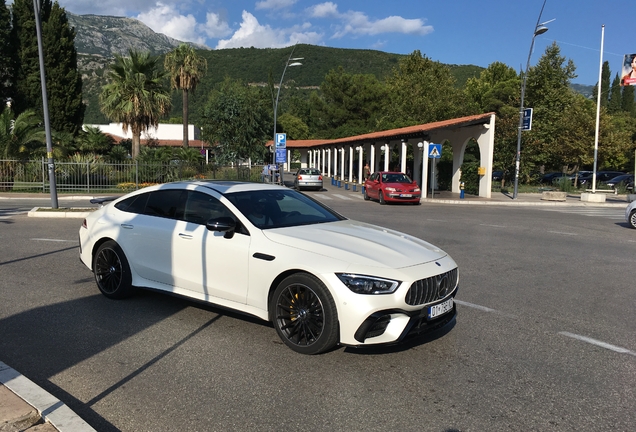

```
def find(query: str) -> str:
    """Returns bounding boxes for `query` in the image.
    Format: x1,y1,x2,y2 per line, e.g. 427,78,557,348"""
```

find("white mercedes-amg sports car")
79,181,458,354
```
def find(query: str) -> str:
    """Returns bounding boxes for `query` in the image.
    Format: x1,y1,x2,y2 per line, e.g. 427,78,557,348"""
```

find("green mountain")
69,13,486,124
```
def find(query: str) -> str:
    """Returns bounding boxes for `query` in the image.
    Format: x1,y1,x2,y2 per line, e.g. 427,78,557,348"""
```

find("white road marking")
479,224,507,228
314,195,332,200
547,231,578,236
332,194,353,200
30,238,75,242
454,300,496,312
559,332,636,357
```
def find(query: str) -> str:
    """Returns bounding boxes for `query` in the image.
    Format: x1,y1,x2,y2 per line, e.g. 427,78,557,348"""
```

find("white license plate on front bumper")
428,297,454,319
400,194,412,197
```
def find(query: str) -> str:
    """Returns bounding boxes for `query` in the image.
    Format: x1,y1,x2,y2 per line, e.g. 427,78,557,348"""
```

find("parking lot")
0,189,634,431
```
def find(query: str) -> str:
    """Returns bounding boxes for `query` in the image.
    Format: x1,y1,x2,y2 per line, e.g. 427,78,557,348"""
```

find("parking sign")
276,133,287,148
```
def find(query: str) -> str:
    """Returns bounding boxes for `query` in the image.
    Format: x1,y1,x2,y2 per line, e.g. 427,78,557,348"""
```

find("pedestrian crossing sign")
428,144,442,159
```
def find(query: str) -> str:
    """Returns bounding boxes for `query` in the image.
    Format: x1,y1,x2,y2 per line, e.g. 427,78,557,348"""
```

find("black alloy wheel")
93,240,135,299
272,274,338,355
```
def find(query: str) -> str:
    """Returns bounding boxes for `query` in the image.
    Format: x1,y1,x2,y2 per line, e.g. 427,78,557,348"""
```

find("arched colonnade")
277,113,496,198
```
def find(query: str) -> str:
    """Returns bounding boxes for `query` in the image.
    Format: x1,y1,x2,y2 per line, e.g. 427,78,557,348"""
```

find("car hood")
263,220,446,269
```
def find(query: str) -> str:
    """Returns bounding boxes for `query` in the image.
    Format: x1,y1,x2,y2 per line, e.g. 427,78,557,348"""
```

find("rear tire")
93,240,135,299
271,273,339,355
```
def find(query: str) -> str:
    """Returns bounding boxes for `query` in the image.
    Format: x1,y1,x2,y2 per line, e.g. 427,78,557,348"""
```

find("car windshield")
381,173,411,183
225,189,345,229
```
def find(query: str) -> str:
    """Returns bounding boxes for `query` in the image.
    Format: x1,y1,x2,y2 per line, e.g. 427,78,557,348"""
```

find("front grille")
405,268,458,306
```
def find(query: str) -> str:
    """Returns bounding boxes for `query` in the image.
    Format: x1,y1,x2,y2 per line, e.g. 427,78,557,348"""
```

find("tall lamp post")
272,45,302,182
513,0,551,199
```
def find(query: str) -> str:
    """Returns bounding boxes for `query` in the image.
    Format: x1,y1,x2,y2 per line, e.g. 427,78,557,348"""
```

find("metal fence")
0,159,263,193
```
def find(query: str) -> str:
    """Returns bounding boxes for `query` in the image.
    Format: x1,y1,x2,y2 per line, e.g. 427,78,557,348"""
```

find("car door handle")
120,224,134,229
178,233,193,239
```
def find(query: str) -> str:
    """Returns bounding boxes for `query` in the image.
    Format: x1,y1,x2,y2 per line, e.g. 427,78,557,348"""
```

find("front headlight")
384,187,396,192
413,187,421,192
336,273,401,294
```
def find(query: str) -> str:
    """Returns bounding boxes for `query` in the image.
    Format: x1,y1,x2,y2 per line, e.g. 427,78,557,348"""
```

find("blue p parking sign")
276,133,287,148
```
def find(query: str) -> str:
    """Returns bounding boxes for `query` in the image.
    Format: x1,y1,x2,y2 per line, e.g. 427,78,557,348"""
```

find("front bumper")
350,287,458,345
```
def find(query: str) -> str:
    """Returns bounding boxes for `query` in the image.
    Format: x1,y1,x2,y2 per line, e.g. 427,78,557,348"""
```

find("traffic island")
541,191,567,201
580,193,607,203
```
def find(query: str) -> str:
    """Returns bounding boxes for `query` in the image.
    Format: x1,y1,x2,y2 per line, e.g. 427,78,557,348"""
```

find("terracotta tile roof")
267,112,495,148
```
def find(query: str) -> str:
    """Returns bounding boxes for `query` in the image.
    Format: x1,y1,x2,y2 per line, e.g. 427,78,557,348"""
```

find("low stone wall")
541,191,567,201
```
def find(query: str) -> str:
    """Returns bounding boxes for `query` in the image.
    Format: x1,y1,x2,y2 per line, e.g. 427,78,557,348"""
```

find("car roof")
140,180,288,195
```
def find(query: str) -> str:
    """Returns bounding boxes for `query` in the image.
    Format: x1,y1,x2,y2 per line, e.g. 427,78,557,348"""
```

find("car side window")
183,191,233,225
143,190,187,219
115,193,149,214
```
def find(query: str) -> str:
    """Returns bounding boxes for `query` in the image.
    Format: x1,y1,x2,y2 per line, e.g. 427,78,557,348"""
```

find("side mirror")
206,216,237,238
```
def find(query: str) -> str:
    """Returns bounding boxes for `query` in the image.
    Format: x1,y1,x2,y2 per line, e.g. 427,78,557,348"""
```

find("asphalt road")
0,191,634,431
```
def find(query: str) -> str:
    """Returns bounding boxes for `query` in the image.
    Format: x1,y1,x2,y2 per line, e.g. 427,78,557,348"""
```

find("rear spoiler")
89,196,119,206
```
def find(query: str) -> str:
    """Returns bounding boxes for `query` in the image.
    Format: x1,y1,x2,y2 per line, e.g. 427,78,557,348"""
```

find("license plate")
428,297,454,319
400,194,412,197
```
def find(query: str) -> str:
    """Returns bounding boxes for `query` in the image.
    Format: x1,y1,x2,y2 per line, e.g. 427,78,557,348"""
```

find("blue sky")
52,0,631,86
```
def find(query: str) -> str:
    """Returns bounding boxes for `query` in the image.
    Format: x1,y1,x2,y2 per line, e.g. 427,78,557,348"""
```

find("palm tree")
0,106,44,190
0,106,44,159
164,44,207,148
99,49,171,159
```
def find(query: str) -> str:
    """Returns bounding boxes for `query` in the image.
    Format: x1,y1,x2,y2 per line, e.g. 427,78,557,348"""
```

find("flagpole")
592,25,604,194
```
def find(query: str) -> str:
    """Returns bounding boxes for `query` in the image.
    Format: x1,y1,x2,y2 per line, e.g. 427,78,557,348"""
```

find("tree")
309,67,387,138
11,0,51,117
381,50,472,129
78,125,114,155
608,73,622,114
0,106,44,158
621,85,635,116
99,49,172,159
598,60,611,109
0,0,15,104
523,42,578,174
10,0,83,134
164,44,207,148
42,2,84,134
464,62,521,181
201,78,270,164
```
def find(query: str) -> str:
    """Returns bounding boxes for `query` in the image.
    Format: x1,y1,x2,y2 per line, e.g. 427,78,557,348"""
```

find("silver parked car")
626,200,636,229
294,168,323,191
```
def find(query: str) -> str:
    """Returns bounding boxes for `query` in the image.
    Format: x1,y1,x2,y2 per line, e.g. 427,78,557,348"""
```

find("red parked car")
363,171,421,205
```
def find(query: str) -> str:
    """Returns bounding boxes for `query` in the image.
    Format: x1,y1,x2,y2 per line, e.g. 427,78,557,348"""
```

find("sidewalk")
0,362,95,432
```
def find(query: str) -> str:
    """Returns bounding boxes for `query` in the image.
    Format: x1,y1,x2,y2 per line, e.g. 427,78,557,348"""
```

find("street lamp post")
513,0,551,199
272,45,302,183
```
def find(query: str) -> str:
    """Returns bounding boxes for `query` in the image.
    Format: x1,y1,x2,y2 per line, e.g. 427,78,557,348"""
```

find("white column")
370,144,376,174
327,149,331,177
384,144,390,171
400,139,407,174
340,148,345,181
357,146,363,183
348,146,354,183
334,147,339,178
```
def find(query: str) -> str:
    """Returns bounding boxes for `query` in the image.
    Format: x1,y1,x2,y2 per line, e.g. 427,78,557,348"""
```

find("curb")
27,208,94,218
0,361,96,432
420,198,627,207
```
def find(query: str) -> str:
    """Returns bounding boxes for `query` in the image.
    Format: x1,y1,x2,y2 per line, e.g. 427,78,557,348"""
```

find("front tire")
93,240,135,299
629,210,636,229
271,273,339,355
363,188,370,200
379,191,386,205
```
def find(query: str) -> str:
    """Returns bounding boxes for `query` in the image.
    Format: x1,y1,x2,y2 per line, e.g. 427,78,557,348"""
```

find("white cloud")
201,12,232,39
335,12,432,38
309,2,339,18
136,3,207,45
255,0,297,10
216,11,285,49
215,10,321,49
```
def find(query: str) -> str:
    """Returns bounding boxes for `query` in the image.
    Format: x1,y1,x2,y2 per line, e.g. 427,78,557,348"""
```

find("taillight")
81,218,87,229
319,175,323,180
297,175,303,180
